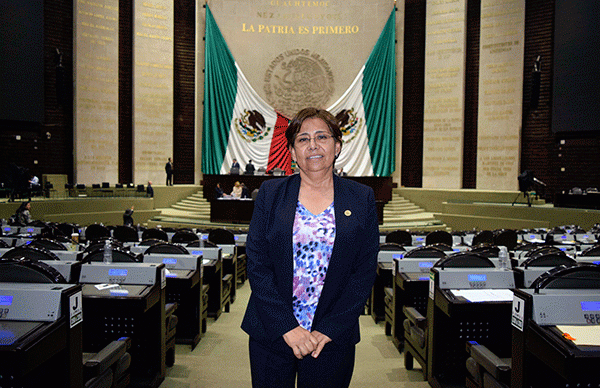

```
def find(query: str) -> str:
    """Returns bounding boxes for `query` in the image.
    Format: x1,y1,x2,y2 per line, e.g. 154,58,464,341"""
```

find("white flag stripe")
221,63,278,174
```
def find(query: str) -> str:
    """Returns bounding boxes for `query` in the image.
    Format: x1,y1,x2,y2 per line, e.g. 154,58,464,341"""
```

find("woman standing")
242,107,379,387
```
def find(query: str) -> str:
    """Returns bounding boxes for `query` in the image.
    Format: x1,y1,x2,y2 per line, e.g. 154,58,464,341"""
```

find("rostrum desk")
144,253,204,350
79,262,166,388
0,282,83,387
426,267,515,387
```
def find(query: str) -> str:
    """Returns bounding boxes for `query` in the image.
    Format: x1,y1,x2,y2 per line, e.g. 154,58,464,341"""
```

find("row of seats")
0,224,248,388
372,226,600,387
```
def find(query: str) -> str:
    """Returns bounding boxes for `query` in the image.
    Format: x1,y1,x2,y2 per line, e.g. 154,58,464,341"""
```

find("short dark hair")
285,107,342,148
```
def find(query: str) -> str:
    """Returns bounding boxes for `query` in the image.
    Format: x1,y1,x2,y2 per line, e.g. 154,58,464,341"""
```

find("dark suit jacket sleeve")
312,186,379,343
244,182,299,342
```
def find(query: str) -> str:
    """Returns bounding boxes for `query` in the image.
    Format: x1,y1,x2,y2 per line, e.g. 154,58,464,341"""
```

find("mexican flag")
202,5,395,177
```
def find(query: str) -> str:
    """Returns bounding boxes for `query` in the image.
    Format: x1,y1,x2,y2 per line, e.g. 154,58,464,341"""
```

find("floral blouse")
292,201,336,331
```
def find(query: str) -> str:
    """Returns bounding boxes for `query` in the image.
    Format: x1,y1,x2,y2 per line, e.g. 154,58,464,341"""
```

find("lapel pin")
344,210,351,217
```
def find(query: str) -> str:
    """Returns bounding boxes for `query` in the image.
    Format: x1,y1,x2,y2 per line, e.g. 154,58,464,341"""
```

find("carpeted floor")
160,282,430,388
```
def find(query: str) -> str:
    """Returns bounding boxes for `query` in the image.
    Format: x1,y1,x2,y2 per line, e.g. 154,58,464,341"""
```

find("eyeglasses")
294,133,334,147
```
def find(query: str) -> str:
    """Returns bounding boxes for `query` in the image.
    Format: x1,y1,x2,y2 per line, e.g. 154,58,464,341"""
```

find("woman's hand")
310,330,332,358
283,326,319,359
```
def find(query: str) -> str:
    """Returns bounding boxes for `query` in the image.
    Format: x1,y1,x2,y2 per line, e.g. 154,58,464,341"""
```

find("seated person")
123,206,134,227
230,181,242,198
215,183,224,199
241,183,250,198
14,201,33,226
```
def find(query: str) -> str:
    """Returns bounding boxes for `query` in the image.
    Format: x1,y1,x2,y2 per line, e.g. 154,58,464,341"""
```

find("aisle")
160,282,429,387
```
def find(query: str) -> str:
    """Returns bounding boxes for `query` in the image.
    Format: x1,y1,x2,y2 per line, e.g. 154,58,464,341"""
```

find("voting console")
79,262,166,388
144,253,204,349
426,267,515,387
512,288,600,388
0,282,83,387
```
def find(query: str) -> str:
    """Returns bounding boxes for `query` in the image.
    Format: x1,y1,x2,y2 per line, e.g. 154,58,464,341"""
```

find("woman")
241,107,379,387
231,181,243,198
15,201,33,226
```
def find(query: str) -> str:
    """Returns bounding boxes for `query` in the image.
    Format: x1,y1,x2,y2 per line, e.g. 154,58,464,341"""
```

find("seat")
136,184,145,197
171,230,199,244
187,240,219,248
139,238,165,247
113,225,139,243
403,245,447,259
83,238,124,255
144,242,189,255
469,244,500,258
208,228,235,245
141,228,169,242
0,258,132,388
2,245,61,261
493,229,518,251
28,237,68,251
83,246,141,263
0,258,66,283
425,230,453,246
385,230,412,246
580,244,600,256
472,230,494,246
531,263,600,289
85,224,111,242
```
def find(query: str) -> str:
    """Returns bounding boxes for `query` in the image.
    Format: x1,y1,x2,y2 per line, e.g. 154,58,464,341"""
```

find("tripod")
512,190,533,207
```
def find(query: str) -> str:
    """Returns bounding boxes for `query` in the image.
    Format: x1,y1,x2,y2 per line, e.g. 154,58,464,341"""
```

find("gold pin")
344,210,351,217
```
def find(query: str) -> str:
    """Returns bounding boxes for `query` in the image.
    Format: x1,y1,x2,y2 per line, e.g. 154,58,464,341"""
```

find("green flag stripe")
202,5,238,175
363,8,396,177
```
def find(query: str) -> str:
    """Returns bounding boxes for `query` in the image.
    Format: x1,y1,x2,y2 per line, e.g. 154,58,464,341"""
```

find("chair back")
0,258,66,283
113,225,140,243
425,230,453,246
493,229,518,250
532,264,600,289
433,251,495,269
472,230,494,246
171,230,199,244
85,224,111,241
2,246,60,261
385,230,412,246
208,228,235,245
83,246,140,263
28,238,68,251
144,242,189,255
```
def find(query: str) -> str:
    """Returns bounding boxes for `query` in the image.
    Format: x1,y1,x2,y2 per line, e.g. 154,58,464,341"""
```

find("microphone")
533,177,546,186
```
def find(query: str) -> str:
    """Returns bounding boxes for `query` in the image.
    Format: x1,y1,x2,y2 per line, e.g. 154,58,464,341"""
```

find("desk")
393,271,430,349
370,262,394,323
512,289,600,388
203,174,392,224
203,258,226,320
210,199,254,224
81,279,166,388
0,283,83,388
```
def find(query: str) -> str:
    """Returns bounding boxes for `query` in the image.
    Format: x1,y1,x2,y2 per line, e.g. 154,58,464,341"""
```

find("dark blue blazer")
241,174,379,347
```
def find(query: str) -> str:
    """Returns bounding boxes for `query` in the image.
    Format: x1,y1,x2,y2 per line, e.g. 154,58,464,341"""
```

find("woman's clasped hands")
282,326,332,360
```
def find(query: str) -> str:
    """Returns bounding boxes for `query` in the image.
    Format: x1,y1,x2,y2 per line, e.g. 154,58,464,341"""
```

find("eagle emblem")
336,108,363,144
234,109,272,142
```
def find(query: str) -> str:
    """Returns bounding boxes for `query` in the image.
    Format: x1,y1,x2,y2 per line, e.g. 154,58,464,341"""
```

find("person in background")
241,182,250,198
146,181,154,197
215,183,224,199
245,160,256,175
123,206,134,227
165,157,174,186
15,201,33,226
231,158,241,174
231,181,243,198
242,107,379,388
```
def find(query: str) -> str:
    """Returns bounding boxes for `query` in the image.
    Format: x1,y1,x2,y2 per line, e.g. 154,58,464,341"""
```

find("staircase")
380,190,446,232
150,187,447,232
150,189,215,228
